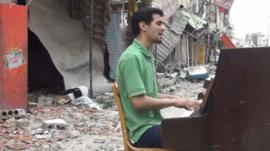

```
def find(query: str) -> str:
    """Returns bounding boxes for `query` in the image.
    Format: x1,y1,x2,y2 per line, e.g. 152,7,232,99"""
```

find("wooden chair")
112,82,174,151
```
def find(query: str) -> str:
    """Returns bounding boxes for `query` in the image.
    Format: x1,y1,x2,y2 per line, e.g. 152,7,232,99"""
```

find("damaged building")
1,0,235,96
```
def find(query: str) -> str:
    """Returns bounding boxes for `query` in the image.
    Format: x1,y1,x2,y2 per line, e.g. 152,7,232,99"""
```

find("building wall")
192,37,206,65
175,34,188,65
29,0,108,91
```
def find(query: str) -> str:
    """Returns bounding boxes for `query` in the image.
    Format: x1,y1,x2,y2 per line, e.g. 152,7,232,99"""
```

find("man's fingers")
189,101,201,111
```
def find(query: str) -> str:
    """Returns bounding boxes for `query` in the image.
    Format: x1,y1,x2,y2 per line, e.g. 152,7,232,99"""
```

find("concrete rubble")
0,64,216,151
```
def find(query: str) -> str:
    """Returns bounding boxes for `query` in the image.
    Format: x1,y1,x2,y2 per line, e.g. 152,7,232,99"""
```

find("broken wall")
29,0,111,94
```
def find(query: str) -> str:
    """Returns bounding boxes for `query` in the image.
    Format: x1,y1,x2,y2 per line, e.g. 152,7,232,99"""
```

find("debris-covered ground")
0,65,215,151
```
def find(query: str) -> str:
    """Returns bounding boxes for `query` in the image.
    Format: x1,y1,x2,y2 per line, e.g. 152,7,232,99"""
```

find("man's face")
146,14,165,43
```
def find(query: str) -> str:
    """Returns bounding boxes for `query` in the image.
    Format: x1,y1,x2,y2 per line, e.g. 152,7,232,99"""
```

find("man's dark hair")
131,7,164,37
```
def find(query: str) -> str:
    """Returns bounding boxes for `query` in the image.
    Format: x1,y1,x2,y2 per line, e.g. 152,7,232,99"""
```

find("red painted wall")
0,4,28,110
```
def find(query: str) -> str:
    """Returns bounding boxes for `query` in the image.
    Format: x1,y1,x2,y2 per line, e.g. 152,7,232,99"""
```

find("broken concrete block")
44,119,68,129
0,108,26,120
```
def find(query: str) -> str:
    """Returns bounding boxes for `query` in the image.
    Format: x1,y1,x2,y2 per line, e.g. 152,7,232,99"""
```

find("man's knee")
133,125,162,148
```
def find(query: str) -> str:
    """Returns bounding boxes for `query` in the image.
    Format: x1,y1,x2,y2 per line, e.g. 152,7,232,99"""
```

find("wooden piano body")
161,48,270,151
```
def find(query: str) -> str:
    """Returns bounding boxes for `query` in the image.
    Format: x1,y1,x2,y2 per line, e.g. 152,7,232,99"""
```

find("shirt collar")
133,39,153,58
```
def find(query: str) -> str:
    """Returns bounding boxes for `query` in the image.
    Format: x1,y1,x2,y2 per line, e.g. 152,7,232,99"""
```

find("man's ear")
139,21,147,32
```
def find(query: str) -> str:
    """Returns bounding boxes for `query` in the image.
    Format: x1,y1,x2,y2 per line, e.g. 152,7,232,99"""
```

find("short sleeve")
120,55,146,98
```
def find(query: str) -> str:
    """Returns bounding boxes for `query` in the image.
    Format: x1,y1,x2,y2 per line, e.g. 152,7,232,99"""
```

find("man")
116,7,200,148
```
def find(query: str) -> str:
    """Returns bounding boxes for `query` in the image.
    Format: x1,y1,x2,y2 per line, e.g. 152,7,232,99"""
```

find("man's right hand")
173,98,201,111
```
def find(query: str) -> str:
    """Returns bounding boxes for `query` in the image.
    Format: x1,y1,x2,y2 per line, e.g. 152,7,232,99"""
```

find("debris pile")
0,67,211,150
0,94,123,151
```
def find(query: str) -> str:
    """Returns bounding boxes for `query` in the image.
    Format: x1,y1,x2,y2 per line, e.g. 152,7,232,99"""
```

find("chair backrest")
112,82,174,151
112,82,130,150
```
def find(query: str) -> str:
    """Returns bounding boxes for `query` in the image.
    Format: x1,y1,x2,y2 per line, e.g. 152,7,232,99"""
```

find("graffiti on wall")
5,49,25,69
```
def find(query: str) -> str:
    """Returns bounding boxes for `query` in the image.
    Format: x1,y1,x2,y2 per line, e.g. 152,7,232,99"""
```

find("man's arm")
131,95,200,110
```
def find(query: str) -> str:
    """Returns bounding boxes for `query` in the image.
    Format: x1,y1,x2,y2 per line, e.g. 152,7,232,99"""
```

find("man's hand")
173,97,201,111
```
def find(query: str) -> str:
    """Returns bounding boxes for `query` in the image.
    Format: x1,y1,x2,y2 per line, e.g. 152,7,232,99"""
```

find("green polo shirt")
116,39,163,143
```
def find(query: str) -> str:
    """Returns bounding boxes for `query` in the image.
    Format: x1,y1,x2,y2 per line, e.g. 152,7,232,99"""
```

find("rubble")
67,130,80,138
0,141,4,151
0,109,26,120
37,96,54,107
0,70,209,150
43,119,68,129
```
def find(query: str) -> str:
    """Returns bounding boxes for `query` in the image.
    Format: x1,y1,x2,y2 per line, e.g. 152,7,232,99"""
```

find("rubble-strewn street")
3,0,270,150
0,74,206,151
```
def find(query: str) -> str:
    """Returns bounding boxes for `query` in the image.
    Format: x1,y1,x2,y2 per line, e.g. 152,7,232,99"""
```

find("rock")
5,118,17,127
44,119,68,129
95,96,107,104
28,102,38,107
95,122,106,128
50,142,63,151
16,118,30,131
34,134,51,139
38,95,54,106
118,147,125,151
179,71,187,79
30,128,44,135
55,96,70,105
168,72,178,78
88,103,102,110
29,116,44,130
169,86,176,92
0,140,5,151
6,140,28,150
42,144,50,150
104,92,113,97
157,72,166,78
85,121,96,128
28,93,38,102
158,78,175,89
67,130,80,138
93,138,106,144
69,112,85,121
102,99,114,109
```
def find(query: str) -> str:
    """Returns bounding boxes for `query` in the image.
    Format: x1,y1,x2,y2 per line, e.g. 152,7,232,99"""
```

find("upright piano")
161,48,270,151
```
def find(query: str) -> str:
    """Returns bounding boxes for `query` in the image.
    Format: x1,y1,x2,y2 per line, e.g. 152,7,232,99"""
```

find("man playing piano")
116,7,200,148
